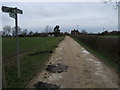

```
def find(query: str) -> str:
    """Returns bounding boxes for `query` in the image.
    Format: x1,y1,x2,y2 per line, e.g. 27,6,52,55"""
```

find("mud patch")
28,51,53,56
34,81,60,89
46,63,68,73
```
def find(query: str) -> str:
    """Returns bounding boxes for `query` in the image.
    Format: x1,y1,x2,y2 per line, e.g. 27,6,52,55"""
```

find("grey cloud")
1,2,118,33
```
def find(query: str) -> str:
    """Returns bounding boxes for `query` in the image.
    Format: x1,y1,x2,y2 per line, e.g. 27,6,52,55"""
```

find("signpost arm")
15,8,20,78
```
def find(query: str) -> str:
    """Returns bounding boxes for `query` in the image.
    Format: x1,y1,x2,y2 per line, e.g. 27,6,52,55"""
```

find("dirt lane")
27,36,118,88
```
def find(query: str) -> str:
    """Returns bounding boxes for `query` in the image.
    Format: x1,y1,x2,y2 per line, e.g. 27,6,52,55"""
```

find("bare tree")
3,25,11,36
21,29,28,36
44,25,53,33
11,26,21,36
44,25,49,33
28,31,34,36
104,0,120,9
48,26,53,33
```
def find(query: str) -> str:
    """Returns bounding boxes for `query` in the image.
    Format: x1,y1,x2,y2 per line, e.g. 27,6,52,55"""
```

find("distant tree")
98,32,101,35
29,31,34,36
21,29,28,36
44,25,53,33
53,25,60,37
11,26,21,36
44,25,49,33
81,30,87,34
104,30,109,34
3,25,11,37
35,31,38,34
34,31,38,37
109,30,119,35
64,32,69,36
49,26,53,33
101,30,109,35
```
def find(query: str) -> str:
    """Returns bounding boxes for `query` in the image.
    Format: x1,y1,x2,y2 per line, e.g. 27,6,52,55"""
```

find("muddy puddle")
46,63,68,73
34,81,60,89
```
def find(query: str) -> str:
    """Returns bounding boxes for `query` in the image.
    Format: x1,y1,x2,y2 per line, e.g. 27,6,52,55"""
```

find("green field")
2,36,64,88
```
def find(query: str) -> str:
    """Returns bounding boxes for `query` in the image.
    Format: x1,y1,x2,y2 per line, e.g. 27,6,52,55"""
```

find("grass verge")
3,36,64,88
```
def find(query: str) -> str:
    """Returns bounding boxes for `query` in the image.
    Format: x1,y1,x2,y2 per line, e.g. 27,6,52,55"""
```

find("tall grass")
73,35,119,71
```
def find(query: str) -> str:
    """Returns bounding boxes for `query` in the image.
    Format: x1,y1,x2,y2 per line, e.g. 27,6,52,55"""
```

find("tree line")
2,25,119,37
2,25,62,37
2,25,28,37
71,29,120,36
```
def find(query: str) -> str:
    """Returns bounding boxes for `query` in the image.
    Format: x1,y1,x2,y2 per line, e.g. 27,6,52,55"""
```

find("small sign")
2,6,23,14
16,9,23,14
2,6,15,13
9,13,16,19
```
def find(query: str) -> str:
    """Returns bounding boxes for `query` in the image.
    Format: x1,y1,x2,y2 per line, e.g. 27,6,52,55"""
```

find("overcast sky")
1,2,118,33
